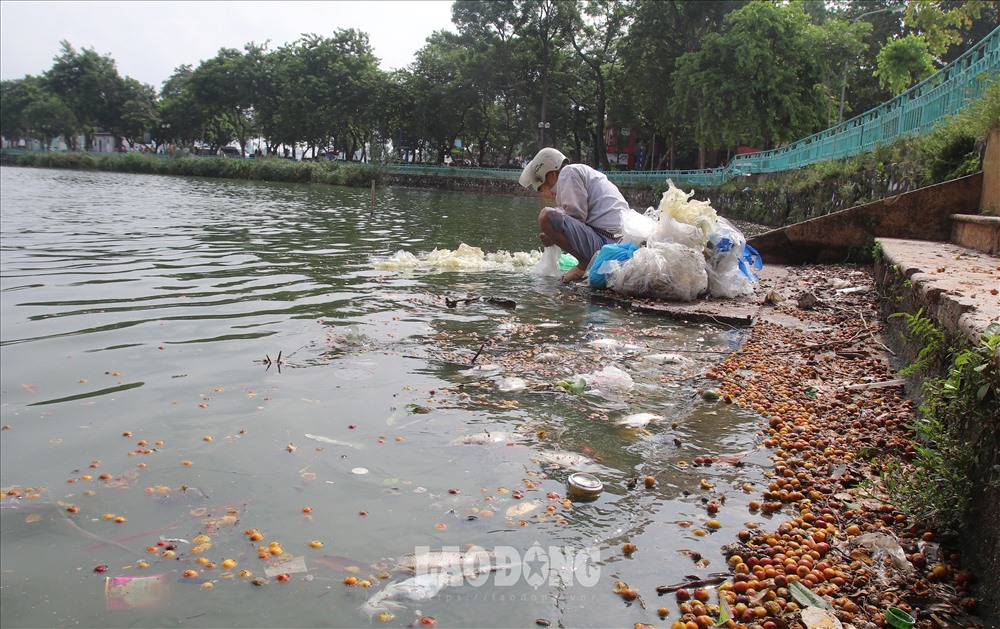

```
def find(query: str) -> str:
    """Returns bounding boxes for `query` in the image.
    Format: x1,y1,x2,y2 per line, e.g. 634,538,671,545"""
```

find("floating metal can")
566,472,603,500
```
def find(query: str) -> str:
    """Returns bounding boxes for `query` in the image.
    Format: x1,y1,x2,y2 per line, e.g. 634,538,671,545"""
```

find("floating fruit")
622,543,637,555
222,559,237,569
309,540,323,548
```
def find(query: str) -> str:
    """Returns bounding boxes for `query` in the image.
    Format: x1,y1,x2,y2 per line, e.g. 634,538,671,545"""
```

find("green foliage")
885,325,1000,533
875,35,936,95
1,152,385,189
889,309,947,376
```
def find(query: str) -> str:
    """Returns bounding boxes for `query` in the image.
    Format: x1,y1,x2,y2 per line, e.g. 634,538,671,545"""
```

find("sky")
0,1,457,88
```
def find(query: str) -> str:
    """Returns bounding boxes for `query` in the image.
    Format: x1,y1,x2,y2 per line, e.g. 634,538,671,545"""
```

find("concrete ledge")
951,213,1000,254
749,173,983,264
874,238,1000,353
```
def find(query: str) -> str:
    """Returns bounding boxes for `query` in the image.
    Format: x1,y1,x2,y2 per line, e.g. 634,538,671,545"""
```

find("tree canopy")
1,0,995,169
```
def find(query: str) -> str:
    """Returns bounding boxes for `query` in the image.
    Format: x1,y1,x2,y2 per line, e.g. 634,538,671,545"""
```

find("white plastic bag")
655,180,718,241
705,217,755,298
618,208,657,245
530,245,563,277
651,215,705,250
580,365,633,400
607,241,707,302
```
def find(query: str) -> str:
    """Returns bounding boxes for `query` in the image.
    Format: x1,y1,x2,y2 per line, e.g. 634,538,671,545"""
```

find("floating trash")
566,473,604,500
104,574,168,610
614,413,664,428
449,431,521,446
305,434,364,449
351,468,369,475
497,377,528,392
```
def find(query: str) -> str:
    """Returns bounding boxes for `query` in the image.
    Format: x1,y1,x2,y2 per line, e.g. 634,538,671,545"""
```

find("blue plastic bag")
588,242,638,289
739,244,763,281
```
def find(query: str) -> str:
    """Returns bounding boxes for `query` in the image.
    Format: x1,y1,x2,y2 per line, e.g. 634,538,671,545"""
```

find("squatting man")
519,147,640,283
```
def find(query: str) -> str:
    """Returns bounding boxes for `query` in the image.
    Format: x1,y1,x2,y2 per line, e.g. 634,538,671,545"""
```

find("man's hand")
560,266,586,283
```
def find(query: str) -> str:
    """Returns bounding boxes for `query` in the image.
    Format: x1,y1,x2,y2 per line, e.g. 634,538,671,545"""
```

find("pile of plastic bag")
590,180,762,301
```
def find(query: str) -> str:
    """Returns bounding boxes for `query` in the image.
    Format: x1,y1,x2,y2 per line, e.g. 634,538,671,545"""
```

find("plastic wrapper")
578,365,633,400
530,245,563,277
651,215,706,251
653,179,718,245
618,208,657,245
588,242,638,289
104,574,169,610
607,241,707,302
705,217,763,298
558,253,579,271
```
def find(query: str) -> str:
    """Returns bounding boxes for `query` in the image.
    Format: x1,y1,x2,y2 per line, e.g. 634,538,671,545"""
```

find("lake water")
0,166,772,628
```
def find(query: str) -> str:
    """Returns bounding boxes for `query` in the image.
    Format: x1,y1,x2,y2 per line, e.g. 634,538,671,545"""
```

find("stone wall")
387,163,923,229
695,163,919,227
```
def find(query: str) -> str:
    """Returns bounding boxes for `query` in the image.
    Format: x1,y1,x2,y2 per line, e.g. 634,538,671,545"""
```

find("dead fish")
460,364,503,377
304,433,363,449
395,545,495,574
643,353,688,364
360,572,458,617
505,499,544,517
449,431,521,445
497,377,528,392
533,352,561,363
614,412,664,428
534,450,595,470
587,339,622,351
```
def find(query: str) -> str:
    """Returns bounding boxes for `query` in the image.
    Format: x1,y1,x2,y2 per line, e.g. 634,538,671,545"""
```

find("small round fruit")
622,543,637,555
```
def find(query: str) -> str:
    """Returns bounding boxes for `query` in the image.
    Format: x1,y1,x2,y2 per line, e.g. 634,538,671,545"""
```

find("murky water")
1,167,772,628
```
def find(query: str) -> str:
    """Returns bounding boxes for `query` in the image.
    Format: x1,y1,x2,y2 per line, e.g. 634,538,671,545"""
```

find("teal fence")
618,25,999,187
392,25,998,188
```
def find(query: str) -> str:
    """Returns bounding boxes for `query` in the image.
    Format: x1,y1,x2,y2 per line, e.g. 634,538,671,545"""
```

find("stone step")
874,238,999,361
951,213,1000,255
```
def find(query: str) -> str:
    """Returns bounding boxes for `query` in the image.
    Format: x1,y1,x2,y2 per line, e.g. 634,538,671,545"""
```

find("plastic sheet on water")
375,243,539,272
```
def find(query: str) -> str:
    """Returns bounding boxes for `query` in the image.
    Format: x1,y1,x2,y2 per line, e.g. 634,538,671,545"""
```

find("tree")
453,0,576,153
617,0,744,169
410,30,478,163
117,78,159,149
157,65,207,151
272,30,382,159
187,48,255,154
44,41,125,150
567,0,632,169
25,92,78,149
875,34,936,94
672,2,826,166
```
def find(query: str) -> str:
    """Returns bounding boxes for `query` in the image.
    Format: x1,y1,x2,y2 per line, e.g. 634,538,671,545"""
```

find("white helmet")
519,147,568,190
